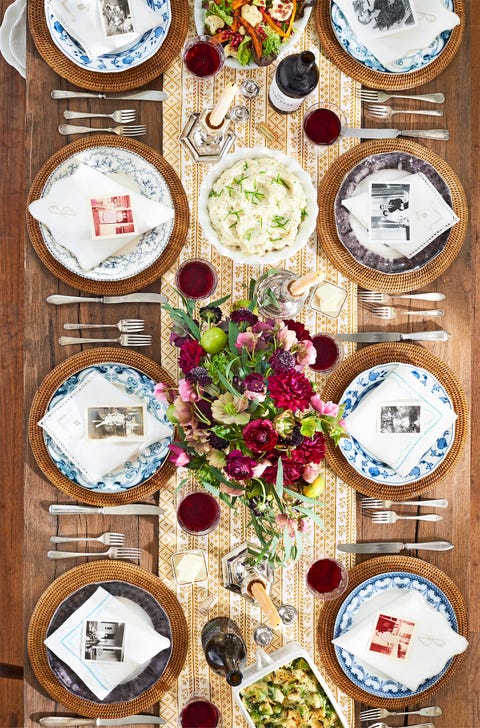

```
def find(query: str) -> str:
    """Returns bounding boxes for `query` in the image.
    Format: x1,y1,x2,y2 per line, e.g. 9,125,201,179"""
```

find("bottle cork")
209,82,238,128
248,580,282,628
288,271,322,298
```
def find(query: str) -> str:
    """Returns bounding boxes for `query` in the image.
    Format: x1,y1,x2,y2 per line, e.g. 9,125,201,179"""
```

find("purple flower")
225,450,257,480
244,419,278,452
269,349,296,373
243,373,266,401
230,308,258,325
179,339,204,373
186,367,212,386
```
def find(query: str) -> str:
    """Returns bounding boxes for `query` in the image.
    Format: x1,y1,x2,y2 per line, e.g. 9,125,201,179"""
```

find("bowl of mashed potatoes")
198,147,318,265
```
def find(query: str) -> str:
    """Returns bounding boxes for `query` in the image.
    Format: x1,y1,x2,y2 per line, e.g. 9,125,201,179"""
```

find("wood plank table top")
0,3,478,726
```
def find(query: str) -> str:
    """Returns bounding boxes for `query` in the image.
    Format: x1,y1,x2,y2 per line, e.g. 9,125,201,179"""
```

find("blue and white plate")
44,363,173,493
339,363,455,486
333,571,458,699
45,0,171,73
39,145,174,282
331,0,454,74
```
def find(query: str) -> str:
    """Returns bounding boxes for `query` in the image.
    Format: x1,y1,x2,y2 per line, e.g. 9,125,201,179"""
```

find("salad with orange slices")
200,0,315,66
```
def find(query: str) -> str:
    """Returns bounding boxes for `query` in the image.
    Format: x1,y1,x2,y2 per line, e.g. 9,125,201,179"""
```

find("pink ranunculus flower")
173,396,195,426
153,382,173,405
275,514,298,538
295,339,317,367
276,323,297,351
302,462,323,483
235,331,259,352
178,377,200,403
168,444,190,467
310,396,340,418
252,460,271,478
220,482,244,496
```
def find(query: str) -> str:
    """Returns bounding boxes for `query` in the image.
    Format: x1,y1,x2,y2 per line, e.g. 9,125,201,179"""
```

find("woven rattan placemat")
317,139,467,293
28,347,176,505
28,560,187,717
321,343,468,499
317,555,468,706
315,0,464,91
28,0,188,91
26,136,189,295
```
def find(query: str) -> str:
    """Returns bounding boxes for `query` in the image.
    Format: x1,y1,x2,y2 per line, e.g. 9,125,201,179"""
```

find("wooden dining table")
0,1,478,726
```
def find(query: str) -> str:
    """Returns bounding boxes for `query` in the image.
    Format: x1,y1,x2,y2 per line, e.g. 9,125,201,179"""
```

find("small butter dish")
171,549,208,585
308,280,347,319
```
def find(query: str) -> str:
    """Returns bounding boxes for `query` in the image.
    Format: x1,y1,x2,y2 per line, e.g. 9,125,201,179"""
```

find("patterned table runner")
158,7,360,725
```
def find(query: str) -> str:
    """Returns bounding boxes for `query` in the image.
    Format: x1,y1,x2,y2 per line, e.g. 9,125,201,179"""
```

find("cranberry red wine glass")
303,102,346,148
179,696,222,728
182,35,225,79
175,258,218,300
309,334,344,374
306,557,349,601
176,491,221,536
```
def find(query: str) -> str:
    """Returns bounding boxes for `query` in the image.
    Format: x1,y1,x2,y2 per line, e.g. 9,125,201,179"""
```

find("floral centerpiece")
155,290,348,568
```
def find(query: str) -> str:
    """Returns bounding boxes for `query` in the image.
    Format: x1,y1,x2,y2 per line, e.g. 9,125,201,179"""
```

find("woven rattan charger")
28,347,176,505
317,139,468,293
28,560,187,717
28,0,188,92
321,343,468,500
317,555,468,707
26,136,189,296
315,0,464,91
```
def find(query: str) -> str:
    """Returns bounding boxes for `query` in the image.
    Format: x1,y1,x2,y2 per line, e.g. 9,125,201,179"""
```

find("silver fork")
360,706,442,721
59,334,152,347
63,109,136,123
58,123,147,137
361,497,448,509
64,319,145,333
368,306,444,319
50,532,125,546
356,89,445,104
367,104,443,118
359,291,445,304
367,510,443,524
47,546,142,560
365,722,436,728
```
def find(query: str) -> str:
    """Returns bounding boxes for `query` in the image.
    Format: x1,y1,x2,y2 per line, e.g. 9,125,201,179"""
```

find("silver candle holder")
180,107,236,164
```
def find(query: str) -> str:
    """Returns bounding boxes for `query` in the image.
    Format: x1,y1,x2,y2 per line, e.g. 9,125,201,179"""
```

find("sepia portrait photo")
368,612,415,660
82,620,126,662
351,0,417,40
369,182,411,244
99,0,135,37
86,405,145,441
379,403,421,435
89,193,136,240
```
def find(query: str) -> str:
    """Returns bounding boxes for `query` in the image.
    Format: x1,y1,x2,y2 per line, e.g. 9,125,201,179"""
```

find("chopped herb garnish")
223,209,243,222
226,185,234,197
243,161,248,171
245,188,265,205
300,207,308,221
273,174,288,187
209,188,223,198
271,214,289,229
233,174,248,187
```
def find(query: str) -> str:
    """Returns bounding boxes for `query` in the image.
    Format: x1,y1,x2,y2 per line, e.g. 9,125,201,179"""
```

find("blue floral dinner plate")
45,0,171,73
339,363,455,486
333,571,458,699
44,363,173,493
331,0,454,74
39,145,174,283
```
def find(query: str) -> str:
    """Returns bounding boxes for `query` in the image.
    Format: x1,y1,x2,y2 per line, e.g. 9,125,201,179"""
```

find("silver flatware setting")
365,722,435,728
47,293,168,305
58,123,147,137
367,306,445,320
337,541,454,554
39,716,166,726
59,334,152,347
360,706,442,721
50,532,126,546
63,109,136,123
367,104,443,118
344,127,449,140
365,511,444,524
47,546,142,561
358,291,446,304
64,319,145,333
356,89,445,104
51,89,168,101
361,497,448,509
336,331,449,343
49,504,163,516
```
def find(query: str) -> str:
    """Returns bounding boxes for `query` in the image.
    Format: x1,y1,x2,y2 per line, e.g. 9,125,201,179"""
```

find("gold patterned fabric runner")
159,6,360,726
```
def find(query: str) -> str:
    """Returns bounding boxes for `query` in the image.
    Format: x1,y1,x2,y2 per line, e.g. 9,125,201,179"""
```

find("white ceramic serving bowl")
232,641,349,728
198,146,318,266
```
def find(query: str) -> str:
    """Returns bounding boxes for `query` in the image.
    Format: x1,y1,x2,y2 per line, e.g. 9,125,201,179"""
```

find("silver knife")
47,293,167,305
336,330,449,343
49,504,163,516
39,716,165,726
51,90,168,102
337,541,454,553
344,127,449,140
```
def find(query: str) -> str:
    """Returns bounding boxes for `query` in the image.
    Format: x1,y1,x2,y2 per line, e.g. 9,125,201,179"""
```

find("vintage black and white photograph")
89,194,136,239
379,403,422,434
351,0,417,39
99,0,135,37
86,405,145,441
368,613,416,660
369,182,411,243
82,620,126,663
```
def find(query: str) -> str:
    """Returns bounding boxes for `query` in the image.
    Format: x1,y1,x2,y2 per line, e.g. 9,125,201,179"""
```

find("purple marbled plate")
46,580,172,704
334,152,452,274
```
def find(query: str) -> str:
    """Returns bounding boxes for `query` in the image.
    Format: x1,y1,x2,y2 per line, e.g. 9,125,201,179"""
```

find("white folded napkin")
342,172,459,259
38,370,172,482
343,363,457,476
333,588,467,691
335,0,459,68
49,0,167,60
0,0,26,78
45,586,171,700
29,161,174,271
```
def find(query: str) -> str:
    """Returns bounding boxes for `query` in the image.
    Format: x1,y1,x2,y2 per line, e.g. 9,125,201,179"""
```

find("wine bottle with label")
201,617,247,686
269,50,319,114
